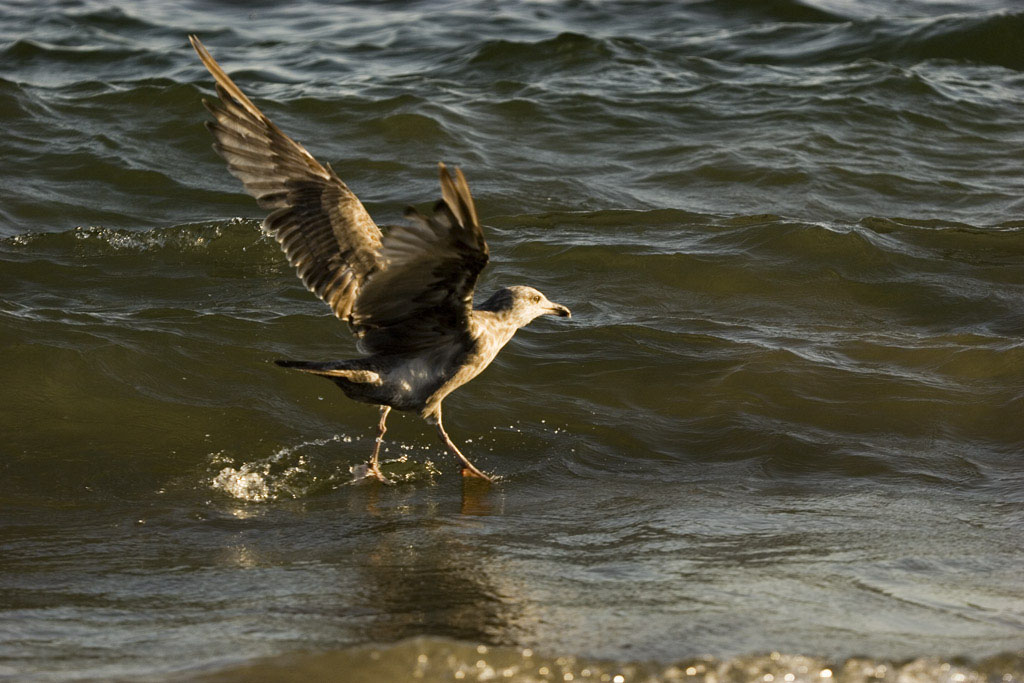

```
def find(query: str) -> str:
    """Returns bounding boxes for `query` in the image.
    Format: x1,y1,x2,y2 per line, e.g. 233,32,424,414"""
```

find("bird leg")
366,405,392,483
433,410,492,481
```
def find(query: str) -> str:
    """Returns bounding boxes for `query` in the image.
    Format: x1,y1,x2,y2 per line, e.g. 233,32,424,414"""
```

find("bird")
189,35,571,483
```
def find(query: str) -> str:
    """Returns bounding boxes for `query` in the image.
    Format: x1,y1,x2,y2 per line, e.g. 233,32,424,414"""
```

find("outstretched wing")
351,163,489,355
190,35,383,321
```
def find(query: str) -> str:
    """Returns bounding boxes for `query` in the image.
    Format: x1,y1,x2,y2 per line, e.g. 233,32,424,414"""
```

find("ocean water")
1,0,1022,681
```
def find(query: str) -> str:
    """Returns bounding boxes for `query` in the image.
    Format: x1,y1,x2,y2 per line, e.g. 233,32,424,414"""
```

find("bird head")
502,285,571,327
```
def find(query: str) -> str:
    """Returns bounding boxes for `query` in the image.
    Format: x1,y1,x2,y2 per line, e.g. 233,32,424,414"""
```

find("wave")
686,9,1024,69
899,10,1024,70
195,636,1024,683
0,220,271,260
7,211,1023,274
468,31,626,78
693,0,846,24
459,10,1024,76
3,38,147,64
2,217,1020,496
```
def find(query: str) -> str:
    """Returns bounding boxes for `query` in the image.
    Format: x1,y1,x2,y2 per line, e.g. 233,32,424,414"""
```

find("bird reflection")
343,480,519,646
460,478,499,516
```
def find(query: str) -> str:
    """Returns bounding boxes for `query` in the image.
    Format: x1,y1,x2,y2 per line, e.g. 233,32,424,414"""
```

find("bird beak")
548,303,571,318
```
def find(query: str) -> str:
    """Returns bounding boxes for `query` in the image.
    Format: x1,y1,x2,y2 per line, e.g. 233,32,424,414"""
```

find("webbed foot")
460,462,493,482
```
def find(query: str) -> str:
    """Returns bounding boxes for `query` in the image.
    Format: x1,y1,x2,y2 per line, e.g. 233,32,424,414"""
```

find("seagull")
190,36,571,483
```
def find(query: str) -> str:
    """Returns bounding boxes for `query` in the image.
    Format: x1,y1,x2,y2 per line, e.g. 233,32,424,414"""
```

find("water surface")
1,0,1022,680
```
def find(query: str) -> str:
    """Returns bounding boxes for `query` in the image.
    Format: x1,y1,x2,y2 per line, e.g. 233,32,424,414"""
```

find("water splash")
210,433,440,501
210,433,352,502
350,453,442,484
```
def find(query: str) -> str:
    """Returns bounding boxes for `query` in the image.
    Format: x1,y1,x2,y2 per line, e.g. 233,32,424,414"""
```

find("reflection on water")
461,479,502,517
349,481,520,647
219,543,261,569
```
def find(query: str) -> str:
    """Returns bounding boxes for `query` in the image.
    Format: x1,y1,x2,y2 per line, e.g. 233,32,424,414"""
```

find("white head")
480,285,571,327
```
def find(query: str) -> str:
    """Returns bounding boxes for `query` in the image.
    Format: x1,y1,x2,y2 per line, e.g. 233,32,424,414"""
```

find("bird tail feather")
274,360,382,385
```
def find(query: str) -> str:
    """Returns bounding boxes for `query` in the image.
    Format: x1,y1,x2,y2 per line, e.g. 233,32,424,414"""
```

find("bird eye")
532,294,541,303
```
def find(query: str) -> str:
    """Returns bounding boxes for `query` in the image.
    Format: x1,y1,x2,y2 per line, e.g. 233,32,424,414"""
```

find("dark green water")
1,1,1022,681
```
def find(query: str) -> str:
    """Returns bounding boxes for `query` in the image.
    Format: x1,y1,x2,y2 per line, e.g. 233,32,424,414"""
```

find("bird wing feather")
190,34,383,321
352,163,489,355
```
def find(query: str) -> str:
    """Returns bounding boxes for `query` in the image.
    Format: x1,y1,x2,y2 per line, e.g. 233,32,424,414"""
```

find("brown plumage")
190,35,570,482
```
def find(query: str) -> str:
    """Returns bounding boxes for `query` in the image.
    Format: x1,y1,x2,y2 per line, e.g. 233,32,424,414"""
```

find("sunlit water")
1,0,1022,680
